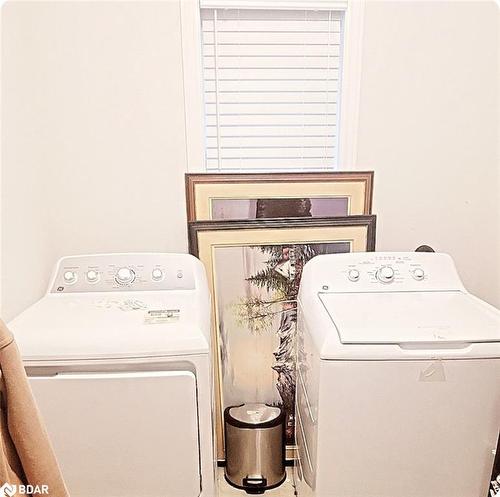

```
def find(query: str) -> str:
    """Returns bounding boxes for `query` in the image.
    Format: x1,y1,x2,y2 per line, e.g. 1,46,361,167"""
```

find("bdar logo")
0,483,15,497
0,483,49,496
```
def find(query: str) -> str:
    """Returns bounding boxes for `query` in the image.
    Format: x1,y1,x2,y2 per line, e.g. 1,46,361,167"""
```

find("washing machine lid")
319,291,500,346
9,293,209,362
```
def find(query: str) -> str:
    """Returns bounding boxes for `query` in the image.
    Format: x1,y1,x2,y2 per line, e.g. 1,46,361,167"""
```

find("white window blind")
200,1,347,9
201,8,344,171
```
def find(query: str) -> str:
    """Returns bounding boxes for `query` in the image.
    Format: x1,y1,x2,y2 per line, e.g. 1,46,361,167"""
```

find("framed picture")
185,172,374,222
189,215,377,461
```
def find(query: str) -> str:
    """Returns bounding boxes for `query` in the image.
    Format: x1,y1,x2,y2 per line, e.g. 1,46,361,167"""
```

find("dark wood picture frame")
185,171,374,222
189,215,377,255
189,215,376,461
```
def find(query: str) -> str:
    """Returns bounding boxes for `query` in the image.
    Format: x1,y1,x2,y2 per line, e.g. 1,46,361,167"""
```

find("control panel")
50,254,197,293
305,252,466,294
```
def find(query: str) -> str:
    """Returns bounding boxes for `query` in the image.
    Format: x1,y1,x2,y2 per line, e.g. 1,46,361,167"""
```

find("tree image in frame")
233,242,347,444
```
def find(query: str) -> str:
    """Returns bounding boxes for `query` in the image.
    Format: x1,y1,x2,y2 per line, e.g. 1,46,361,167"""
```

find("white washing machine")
295,252,500,497
9,253,215,497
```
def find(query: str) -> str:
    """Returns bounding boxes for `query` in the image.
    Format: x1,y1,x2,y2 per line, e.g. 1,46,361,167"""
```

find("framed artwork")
189,215,377,461
185,172,374,222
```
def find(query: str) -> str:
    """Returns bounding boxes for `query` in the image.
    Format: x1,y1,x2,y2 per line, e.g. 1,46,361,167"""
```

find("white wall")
2,0,190,320
356,0,499,307
1,0,498,320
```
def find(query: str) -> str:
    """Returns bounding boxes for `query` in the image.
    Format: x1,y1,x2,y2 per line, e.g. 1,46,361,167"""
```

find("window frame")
180,0,365,172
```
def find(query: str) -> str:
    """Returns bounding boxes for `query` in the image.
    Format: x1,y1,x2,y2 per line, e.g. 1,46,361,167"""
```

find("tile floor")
218,467,295,496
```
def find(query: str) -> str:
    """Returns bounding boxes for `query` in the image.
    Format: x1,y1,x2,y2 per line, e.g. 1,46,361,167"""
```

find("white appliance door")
319,292,500,344
30,370,200,497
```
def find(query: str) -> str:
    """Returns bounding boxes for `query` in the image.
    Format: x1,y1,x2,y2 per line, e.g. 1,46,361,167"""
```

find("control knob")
152,268,164,281
412,268,425,280
86,270,100,284
348,269,360,282
376,266,395,283
63,270,77,285
115,267,136,285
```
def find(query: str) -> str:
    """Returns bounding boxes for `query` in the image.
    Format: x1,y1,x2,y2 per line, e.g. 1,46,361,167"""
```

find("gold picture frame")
185,171,374,222
189,215,377,461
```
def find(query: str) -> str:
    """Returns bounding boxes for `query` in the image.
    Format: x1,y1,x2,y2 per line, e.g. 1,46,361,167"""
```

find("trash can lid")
228,403,282,425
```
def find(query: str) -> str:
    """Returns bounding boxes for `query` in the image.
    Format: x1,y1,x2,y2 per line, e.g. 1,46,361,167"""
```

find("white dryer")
295,252,500,497
9,253,215,497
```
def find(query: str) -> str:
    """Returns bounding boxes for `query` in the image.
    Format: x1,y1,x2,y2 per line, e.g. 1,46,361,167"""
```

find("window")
200,4,347,171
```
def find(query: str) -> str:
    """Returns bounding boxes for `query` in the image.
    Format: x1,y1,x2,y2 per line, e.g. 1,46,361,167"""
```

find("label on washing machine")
144,309,180,324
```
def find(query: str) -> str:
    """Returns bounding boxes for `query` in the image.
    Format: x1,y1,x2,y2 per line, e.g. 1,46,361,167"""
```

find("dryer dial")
86,270,100,284
115,267,136,285
63,270,77,285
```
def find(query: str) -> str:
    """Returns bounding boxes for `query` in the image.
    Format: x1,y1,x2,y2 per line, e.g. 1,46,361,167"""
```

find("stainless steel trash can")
224,403,286,494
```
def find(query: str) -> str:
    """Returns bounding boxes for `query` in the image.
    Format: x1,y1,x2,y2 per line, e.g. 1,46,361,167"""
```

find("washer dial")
115,267,136,285
348,269,360,282
152,268,164,281
412,268,425,280
376,266,395,283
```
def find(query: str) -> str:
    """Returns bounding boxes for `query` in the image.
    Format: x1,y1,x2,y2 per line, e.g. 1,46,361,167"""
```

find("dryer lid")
319,291,500,345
